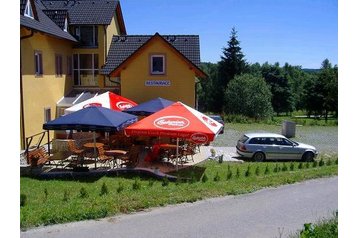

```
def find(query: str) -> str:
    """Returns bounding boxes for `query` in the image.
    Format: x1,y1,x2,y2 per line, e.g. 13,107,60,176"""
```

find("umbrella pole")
93,131,97,169
176,138,179,171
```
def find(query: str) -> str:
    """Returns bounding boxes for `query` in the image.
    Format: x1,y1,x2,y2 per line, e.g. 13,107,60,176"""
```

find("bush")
245,166,252,177
201,173,208,183
162,176,170,187
290,162,295,171
255,166,260,176
313,160,318,167
63,190,69,202
282,163,288,172
227,165,233,180
117,182,124,193
273,164,280,173
298,162,303,169
100,182,109,196
132,178,141,190
236,167,241,178
20,194,27,207
264,165,270,175
79,187,88,199
319,159,325,167
213,172,220,182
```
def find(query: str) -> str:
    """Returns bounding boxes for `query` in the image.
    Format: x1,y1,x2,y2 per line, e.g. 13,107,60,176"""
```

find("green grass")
289,212,338,238
20,155,338,230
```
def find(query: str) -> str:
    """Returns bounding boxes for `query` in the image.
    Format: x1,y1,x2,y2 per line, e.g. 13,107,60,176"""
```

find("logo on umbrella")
190,133,208,144
83,103,102,108
116,101,134,110
154,116,190,130
202,116,218,127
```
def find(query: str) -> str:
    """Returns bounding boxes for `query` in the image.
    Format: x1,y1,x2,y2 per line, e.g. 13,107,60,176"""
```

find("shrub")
245,166,251,177
305,162,310,169
213,172,220,182
298,162,303,169
148,179,154,187
132,178,141,190
117,182,124,193
289,162,295,171
100,182,109,196
227,165,233,180
282,163,288,172
201,173,208,183
20,194,27,207
319,159,325,167
162,176,170,187
44,188,48,201
313,160,318,167
79,187,88,199
273,164,280,173
335,158,338,165
264,165,270,175
255,166,260,176
63,190,69,202
236,167,241,178
326,159,332,166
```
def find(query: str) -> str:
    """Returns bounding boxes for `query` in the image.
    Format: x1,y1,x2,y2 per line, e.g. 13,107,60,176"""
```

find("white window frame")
44,107,51,123
34,50,43,76
150,54,166,75
72,54,99,86
24,0,34,19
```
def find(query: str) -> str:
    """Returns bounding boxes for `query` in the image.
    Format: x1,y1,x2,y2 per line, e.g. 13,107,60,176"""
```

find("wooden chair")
67,140,85,160
97,146,114,168
119,145,141,168
27,147,52,167
181,144,196,163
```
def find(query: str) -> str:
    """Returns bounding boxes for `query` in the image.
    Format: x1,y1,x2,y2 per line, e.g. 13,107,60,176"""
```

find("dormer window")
150,54,166,75
72,25,98,48
24,0,34,19
63,17,68,32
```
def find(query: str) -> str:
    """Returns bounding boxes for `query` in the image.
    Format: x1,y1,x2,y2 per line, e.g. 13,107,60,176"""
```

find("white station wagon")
236,133,318,162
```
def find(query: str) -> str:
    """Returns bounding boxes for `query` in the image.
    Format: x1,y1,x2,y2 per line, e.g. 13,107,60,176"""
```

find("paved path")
21,177,337,238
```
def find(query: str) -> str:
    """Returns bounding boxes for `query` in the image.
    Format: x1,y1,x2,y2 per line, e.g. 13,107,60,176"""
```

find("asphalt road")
21,177,337,238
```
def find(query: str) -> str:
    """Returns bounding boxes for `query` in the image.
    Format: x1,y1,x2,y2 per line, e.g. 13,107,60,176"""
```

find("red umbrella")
125,102,223,169
64,92,137,114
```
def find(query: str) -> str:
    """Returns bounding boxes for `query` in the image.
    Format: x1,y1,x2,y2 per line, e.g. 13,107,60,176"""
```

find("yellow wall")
21,28,74,146
120,39,196,107
106,16,121,54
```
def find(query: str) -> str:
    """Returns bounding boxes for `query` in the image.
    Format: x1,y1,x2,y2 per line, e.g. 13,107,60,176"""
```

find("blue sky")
120,0,337,69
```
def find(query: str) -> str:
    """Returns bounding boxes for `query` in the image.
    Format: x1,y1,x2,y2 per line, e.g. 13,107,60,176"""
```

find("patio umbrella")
124,102,223,170
43,106,138,168
123,97,174,116
64,91,137,115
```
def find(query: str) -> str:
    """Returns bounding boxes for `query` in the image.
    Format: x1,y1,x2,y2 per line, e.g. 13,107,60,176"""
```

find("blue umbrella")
123,97,174,116
43,106,138,169
43,106,138,132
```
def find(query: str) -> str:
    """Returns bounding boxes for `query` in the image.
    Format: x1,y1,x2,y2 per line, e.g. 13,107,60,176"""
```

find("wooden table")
104,150,129,168
83,142,104,169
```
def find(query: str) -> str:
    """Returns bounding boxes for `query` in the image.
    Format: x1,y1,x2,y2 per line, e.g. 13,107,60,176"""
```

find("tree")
198,62,220,112
215,27,248,112
224,74,273,119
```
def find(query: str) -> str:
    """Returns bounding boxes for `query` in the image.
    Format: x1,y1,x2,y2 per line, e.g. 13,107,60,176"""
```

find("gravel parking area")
211,123,338,154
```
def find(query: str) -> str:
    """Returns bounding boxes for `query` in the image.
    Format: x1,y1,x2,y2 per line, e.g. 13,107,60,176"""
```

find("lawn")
20,155,338,230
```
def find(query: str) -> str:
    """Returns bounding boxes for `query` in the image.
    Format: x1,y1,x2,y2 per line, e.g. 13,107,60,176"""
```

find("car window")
276,138,291,145
266,137,276,145
238,135,249,143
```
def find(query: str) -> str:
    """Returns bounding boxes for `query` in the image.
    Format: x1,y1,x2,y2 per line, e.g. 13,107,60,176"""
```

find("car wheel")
253,152,265,162
302,152,314,162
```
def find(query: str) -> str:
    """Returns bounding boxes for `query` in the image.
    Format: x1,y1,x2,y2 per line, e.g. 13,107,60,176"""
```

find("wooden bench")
27,147,52,167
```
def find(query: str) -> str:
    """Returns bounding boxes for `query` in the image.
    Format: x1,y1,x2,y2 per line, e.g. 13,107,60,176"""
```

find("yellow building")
20,0,205,150
20,0,126,149
101,33,207,106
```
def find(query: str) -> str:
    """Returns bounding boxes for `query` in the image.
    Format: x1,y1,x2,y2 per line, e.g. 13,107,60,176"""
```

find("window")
150,55,165,75
55,54,63,76
73,54,99,86
73,26,98,47
24,0,34,19
44,107,51,123
34,51,43,76
67,56,72,76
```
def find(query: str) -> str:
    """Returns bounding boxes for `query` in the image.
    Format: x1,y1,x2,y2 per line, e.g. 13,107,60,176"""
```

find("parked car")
236,133,318,161
209,115,224,134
